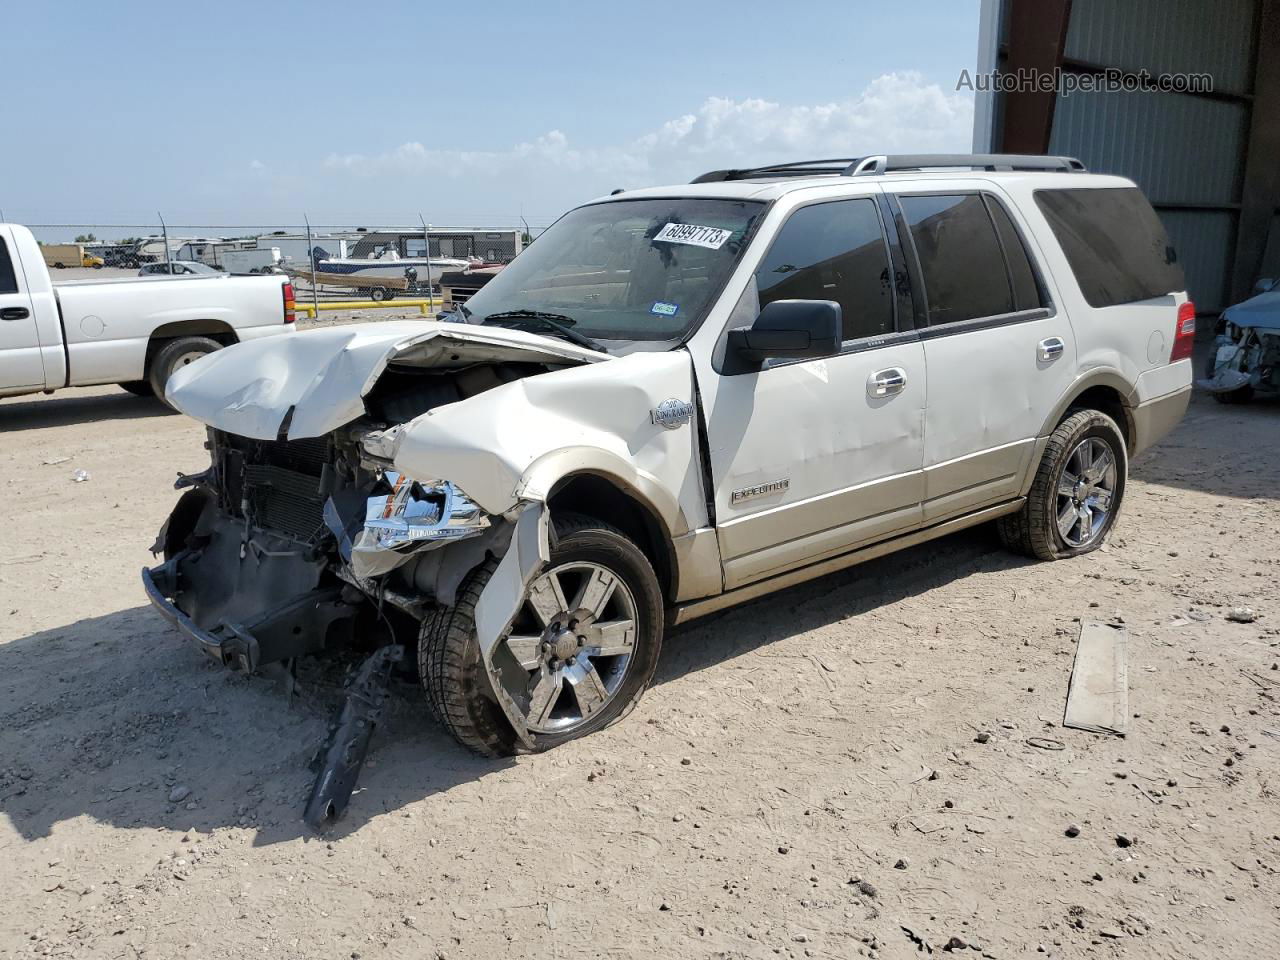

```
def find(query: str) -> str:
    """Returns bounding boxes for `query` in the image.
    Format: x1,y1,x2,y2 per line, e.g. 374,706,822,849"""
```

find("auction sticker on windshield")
654,222,732,249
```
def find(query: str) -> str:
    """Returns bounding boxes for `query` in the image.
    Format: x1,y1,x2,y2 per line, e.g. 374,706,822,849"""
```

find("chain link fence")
24,218,538,316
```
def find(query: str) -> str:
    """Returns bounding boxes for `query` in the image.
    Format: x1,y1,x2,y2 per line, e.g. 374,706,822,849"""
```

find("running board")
671,499,1024,625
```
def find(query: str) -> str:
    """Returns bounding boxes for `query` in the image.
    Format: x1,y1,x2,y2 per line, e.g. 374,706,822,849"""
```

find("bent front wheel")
419,514,664,756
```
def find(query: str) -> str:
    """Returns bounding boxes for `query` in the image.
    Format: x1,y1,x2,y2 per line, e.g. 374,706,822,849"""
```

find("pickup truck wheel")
997,409,1127,561
419,514,664,756
148,335,222,404
119,380,154,398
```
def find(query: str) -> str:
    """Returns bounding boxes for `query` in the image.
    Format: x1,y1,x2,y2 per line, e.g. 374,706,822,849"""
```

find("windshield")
461,197,764,342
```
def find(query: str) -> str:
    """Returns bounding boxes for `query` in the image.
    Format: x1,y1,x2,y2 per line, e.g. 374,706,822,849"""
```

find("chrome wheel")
1056,436,1117,547
500,561,638,734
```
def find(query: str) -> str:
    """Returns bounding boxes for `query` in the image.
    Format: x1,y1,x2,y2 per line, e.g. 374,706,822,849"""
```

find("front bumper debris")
304,643,405,830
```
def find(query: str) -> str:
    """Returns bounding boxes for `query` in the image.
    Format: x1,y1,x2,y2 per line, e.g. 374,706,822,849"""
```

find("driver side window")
755,199,895,343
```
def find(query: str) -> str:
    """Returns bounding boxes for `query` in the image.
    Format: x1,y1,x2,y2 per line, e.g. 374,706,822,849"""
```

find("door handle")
1038,337,1065,362
868,367,907,397
0,307,30,321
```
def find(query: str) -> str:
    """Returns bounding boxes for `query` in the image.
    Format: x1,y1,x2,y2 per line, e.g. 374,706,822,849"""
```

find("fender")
1036,366,1137,442
515,446,689,537
392,349,709,532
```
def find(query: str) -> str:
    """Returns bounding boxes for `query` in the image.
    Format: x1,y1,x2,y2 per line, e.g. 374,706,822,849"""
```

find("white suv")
145,154,1193,822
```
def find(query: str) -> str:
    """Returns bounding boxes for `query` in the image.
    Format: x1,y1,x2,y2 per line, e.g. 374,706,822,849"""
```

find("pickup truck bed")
1,223,295,400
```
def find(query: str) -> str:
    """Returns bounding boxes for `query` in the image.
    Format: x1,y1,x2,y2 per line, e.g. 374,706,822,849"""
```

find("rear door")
0,226,45,393
890,185,1077,521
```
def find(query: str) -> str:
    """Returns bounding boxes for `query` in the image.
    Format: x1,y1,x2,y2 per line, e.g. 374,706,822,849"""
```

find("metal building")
973,0,1280,314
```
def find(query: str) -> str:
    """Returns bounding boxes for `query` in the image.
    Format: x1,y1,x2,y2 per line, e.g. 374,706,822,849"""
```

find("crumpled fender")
389,349,706,537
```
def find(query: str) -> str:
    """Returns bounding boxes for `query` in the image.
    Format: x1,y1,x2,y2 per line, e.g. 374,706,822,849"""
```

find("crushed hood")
1223,289,1280,331
165,320,607,440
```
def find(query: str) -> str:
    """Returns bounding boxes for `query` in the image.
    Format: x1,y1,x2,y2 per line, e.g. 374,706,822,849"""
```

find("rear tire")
148,336,222,405
419,513,664,756
369,286,390,302
119,380,154,398
998,409,1127,561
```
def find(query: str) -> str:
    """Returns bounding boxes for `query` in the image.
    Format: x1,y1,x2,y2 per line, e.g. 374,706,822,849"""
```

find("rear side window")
986,196,1044,312
755,198,894,342
0,238,18,294
899,194,1014,325
1034,187,1184,308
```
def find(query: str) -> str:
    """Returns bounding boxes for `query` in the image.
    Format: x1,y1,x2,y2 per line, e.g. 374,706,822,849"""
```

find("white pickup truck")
0,223,297,401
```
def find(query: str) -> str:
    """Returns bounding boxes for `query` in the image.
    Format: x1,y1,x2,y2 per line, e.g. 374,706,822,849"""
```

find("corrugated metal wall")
1043,0,1258,311
1063,0,1255,94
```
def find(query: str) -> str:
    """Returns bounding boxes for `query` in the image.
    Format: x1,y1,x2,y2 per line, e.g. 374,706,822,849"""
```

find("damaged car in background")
144,154,1196,828
1198,278,1280,403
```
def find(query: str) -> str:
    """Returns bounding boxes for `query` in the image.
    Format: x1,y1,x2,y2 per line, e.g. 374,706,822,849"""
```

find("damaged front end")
143,322,602,827
1196,288,1280,400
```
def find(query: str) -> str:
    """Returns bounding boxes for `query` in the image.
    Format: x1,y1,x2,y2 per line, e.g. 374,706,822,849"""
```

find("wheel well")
547,473,676,603
145,320,239,368
1066,385,1134,450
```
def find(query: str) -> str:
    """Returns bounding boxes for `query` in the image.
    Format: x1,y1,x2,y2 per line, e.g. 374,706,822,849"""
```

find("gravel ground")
1,324,1278,959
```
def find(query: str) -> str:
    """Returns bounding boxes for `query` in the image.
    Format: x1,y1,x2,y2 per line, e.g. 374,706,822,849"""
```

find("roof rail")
846,154,1086,176
691,153,1086,183
691,159,864,183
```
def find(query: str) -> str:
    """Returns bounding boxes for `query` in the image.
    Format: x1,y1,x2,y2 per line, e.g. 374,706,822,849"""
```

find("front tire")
148,335,222,405
119,380,154,398
419,514,664,756
998,409,1127,561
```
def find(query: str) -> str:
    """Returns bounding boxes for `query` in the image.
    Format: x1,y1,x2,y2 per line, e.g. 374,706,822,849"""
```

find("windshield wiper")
480,310,607,353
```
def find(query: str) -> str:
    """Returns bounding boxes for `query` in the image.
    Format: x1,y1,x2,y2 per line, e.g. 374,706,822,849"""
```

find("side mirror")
726,299,841,372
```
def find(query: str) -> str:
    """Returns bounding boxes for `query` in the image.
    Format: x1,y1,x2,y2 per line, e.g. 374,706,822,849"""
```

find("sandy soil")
1,327,1278,959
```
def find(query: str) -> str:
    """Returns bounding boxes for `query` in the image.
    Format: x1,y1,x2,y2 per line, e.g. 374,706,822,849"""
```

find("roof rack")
691,153,1087,183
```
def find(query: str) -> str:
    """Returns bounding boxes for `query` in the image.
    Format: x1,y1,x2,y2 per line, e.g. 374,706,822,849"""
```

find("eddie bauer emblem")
650,398,694,430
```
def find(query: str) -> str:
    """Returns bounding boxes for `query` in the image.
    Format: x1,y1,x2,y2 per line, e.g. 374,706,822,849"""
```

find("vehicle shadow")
0,605,513,847
0,390,176,432
656,523,1033,686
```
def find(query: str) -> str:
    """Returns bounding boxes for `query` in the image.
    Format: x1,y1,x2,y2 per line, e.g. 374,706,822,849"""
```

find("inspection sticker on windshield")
654,222,732,250
650,301,679,317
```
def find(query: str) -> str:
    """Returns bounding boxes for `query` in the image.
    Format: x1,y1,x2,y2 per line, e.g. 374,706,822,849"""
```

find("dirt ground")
1,322,1278,960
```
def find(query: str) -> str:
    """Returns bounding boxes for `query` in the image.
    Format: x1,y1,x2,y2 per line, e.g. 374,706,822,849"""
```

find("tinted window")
0,238,18,294
900,194,1013,325
1034,187,1184,308
755,199,893,342
986,196,1044,312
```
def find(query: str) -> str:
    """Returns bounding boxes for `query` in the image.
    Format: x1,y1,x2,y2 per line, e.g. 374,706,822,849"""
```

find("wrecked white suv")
144,154,1193,822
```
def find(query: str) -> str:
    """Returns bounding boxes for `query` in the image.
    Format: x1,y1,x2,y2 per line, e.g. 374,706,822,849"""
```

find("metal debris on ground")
1064,620,1129,736
303,643,405,829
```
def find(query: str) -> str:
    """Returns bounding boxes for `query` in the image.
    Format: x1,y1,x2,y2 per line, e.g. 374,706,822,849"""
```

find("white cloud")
319,73,973,221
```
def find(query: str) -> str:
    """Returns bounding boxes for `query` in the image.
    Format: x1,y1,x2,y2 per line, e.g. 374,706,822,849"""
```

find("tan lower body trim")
670,498,1025,625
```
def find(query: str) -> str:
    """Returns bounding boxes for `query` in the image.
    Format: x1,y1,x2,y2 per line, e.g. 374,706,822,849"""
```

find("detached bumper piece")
304,643,404,830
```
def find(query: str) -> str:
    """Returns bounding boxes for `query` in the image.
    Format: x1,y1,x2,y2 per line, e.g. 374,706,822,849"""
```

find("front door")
0,226,44,393
692,194,927,590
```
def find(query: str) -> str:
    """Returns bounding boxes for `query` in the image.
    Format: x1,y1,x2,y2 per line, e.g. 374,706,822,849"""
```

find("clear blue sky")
2,0,981,239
